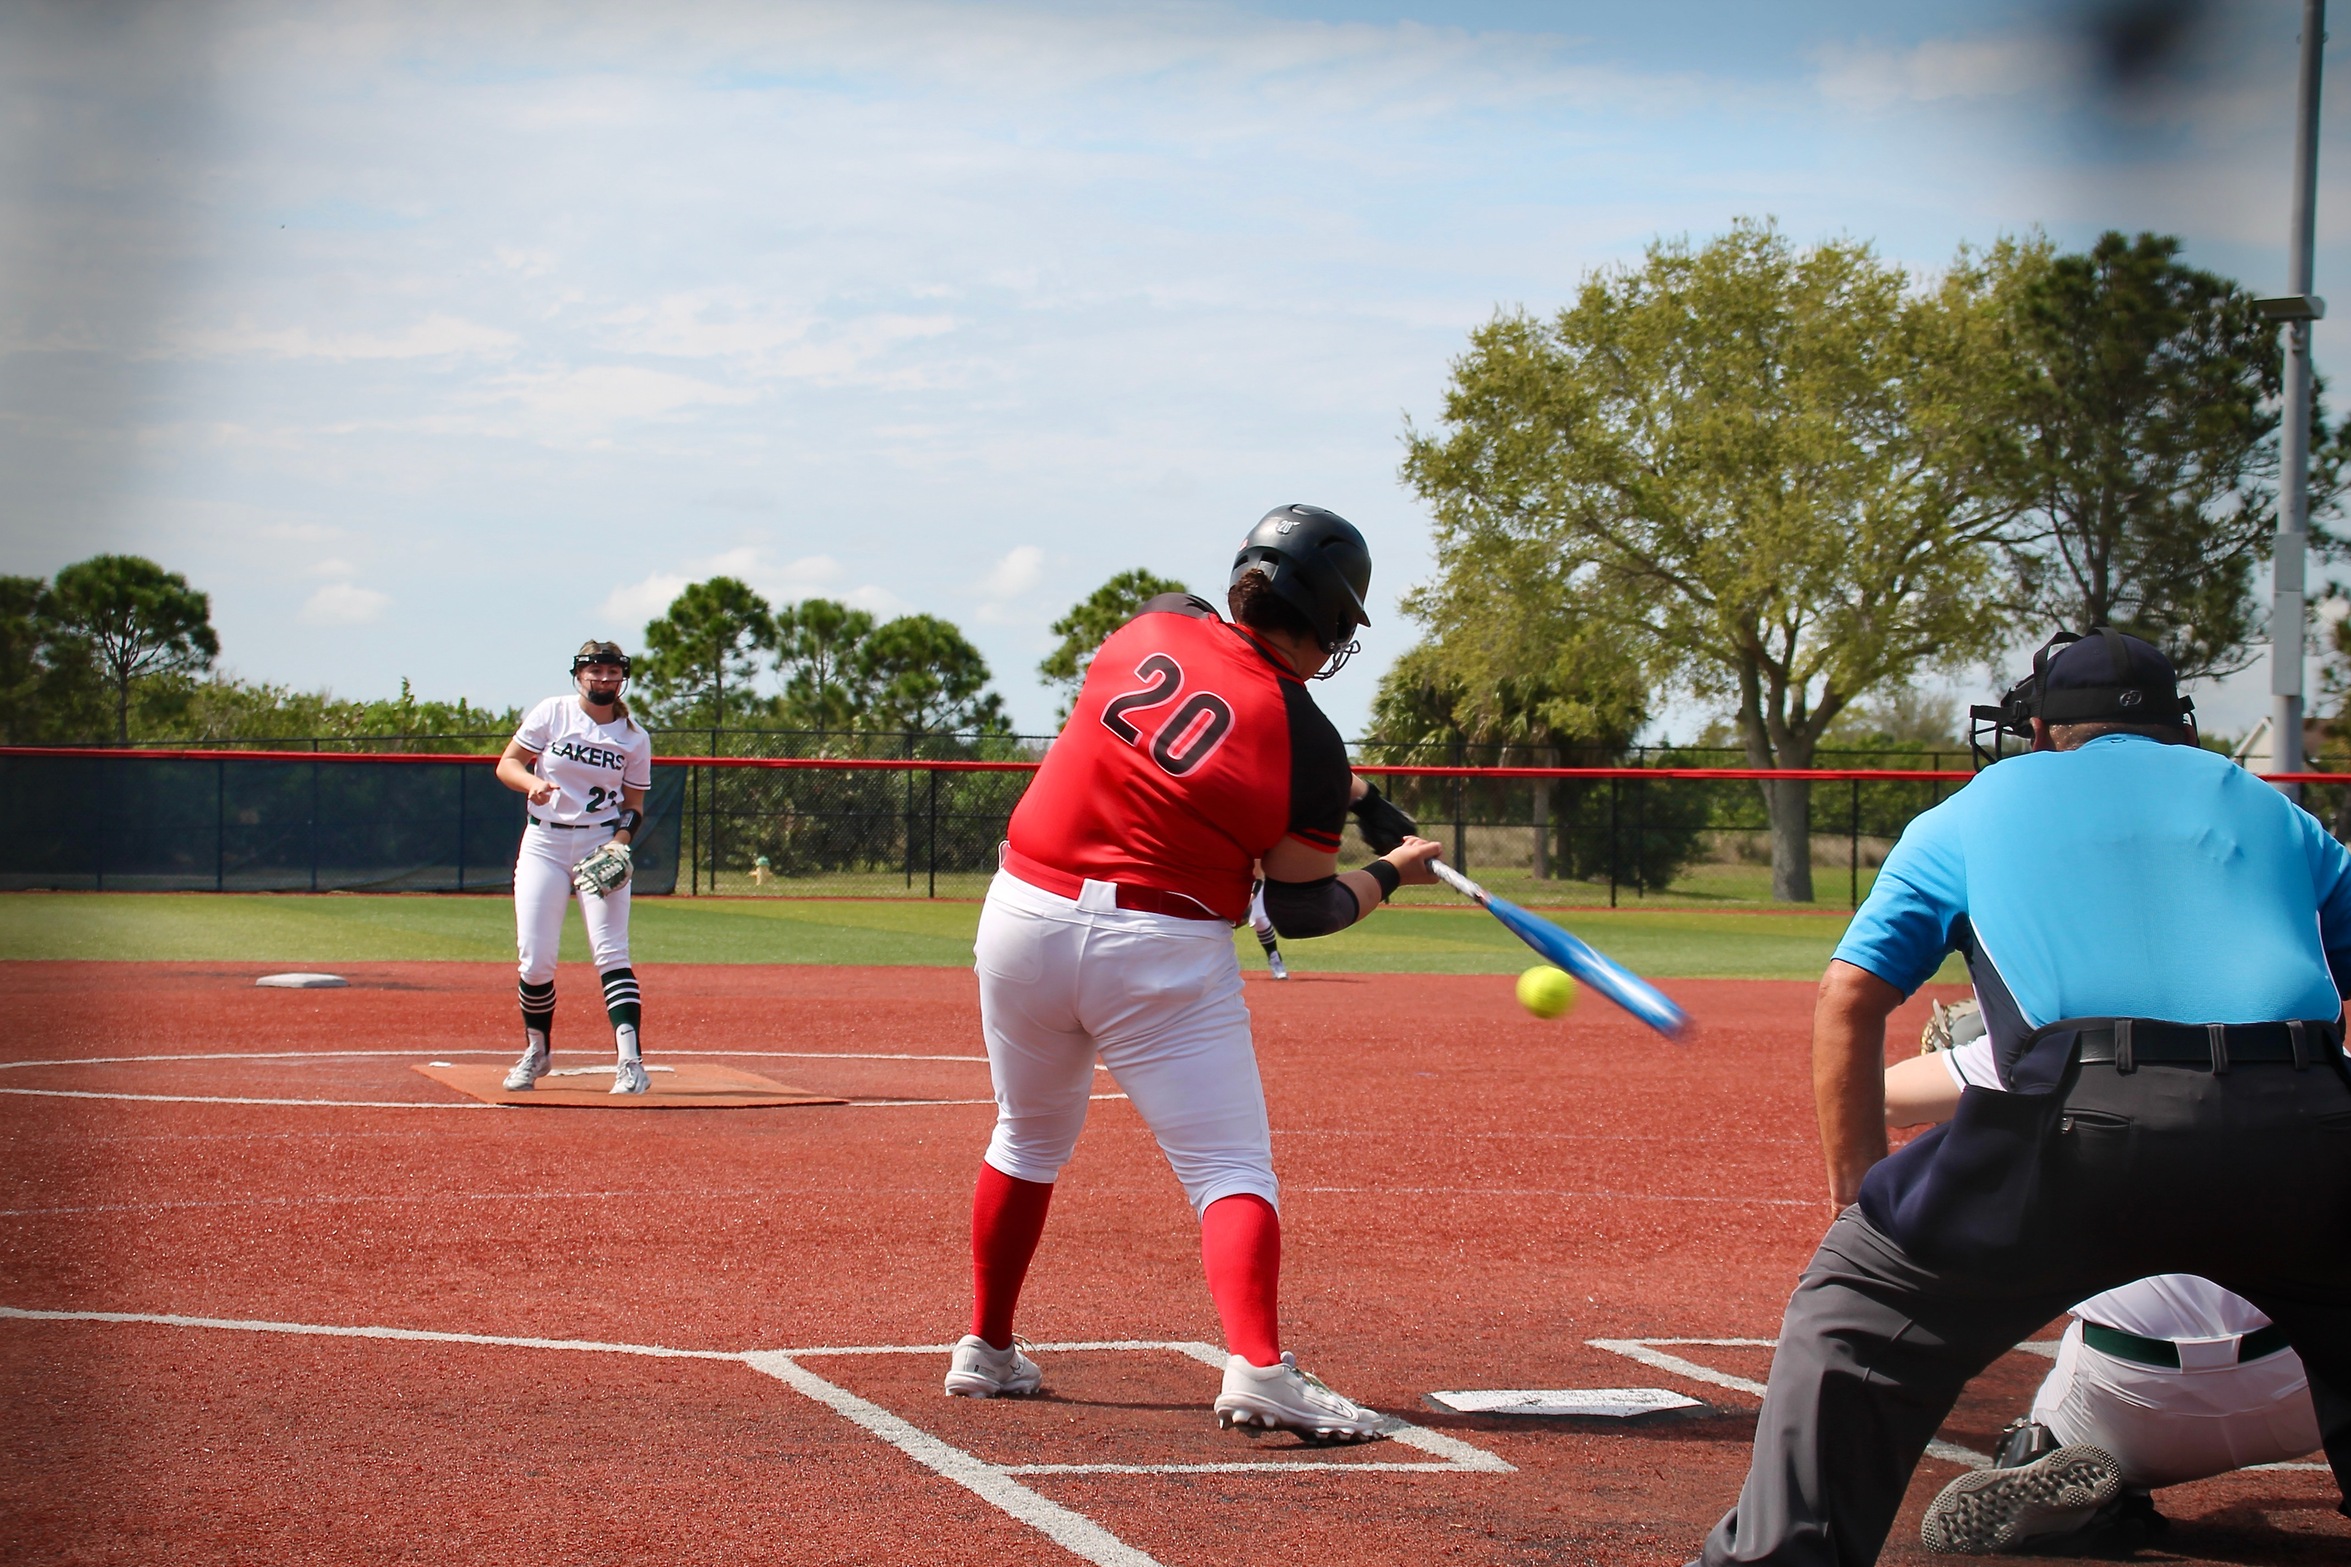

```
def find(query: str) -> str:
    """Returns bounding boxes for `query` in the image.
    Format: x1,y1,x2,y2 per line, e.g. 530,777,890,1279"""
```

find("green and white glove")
572,841,633,898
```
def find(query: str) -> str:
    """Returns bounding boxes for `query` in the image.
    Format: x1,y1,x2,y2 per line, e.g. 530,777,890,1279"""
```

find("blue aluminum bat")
1430,859,1689,1039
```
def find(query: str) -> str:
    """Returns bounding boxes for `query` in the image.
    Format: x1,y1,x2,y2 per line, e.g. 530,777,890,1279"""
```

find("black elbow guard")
1262,876,1360,939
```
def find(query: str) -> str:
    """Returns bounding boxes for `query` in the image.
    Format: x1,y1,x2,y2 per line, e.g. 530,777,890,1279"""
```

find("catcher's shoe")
1214,1352,1389,1444
610,1057,650,1094
1267,951,1289,980
1919,1443,2122,1554
943,1334,1042,1398
502,1033,550,1091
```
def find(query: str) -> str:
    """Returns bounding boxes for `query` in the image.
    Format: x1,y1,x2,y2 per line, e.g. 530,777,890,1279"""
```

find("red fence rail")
6,746,2346,786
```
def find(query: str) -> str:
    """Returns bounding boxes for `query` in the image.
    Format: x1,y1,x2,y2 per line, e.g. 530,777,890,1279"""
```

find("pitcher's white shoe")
942,1334,1042,1398
1267,951,1289,980
611,1058,650,1094
502,1035,550,1091
1214,1352,1389,1443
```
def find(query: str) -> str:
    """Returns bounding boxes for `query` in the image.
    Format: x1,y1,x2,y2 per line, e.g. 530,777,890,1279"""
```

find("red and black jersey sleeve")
1280,681,1349,853
1006,600,1353,923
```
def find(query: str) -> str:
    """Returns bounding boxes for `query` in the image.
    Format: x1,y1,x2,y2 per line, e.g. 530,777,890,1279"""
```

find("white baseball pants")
2031,1318,2322,1487
515,823,631,984
975,869,1276,1216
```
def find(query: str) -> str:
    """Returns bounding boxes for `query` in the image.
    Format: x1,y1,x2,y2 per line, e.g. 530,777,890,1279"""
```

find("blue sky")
1,0,2343,738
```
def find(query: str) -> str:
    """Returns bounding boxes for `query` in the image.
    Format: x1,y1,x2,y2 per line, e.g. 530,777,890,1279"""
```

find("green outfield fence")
6,740,2349,907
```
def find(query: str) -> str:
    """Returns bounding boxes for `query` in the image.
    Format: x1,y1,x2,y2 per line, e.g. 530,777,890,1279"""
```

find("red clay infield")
3,961,2343,1565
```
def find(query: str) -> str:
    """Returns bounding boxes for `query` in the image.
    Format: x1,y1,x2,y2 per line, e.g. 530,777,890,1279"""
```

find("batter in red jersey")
944,505,1443,1442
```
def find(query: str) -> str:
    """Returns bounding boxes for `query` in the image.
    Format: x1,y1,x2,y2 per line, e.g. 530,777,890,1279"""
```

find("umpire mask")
1969,627,2194,768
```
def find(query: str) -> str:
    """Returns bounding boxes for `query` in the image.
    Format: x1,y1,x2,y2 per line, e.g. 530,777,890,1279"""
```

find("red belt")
1000,847,1232,923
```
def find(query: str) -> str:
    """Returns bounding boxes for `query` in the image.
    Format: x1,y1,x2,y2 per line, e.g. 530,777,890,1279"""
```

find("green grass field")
0,891,1965,981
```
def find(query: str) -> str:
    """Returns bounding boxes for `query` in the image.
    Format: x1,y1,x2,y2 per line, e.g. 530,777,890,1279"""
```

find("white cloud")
598,550,852,629
979,544,1044,599
598,571,691,629
300,581,390,625
596,294,959,384
180,313,520,362
487,365,757,423
1814,33,2062,112
842,583,912,617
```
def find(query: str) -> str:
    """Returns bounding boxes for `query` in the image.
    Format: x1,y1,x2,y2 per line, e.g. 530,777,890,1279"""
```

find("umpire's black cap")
2035,628,2188,725
1970,626,2195,765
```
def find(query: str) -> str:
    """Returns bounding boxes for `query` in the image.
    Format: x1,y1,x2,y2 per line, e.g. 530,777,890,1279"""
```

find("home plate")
255,972,348,989
413,1061,846,1109
1425,1388,1705,1418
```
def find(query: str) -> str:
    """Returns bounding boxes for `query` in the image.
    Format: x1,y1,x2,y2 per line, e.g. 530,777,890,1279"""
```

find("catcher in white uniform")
495,641,655,1095
1888,1002,2325,1552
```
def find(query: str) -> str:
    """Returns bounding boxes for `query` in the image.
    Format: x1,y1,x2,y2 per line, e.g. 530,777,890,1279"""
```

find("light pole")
2261,0,2328,787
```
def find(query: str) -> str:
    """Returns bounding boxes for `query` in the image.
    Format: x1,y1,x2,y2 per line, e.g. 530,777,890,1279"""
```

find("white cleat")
502,1034,550,1091
1266,951,1289,980
1213,1352,1389,1444
610,1058,650,1094
942,1334,1043,1398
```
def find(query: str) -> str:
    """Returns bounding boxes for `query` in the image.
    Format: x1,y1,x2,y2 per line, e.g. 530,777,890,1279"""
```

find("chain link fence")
11,732,2349,906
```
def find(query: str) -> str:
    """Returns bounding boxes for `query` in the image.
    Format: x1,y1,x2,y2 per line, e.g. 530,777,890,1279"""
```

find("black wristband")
613,807,644,839
1363,859,1401,902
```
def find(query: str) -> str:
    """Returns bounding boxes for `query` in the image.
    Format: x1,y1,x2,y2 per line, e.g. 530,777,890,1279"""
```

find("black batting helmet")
1229,504,1373,657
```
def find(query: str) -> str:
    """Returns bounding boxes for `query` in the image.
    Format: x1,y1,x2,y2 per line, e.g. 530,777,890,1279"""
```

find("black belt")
529,816,618,830
2081,1320,2292,1368
2073,1019,2343,1074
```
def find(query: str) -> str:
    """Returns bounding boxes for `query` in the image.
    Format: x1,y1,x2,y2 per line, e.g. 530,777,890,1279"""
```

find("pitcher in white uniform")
1888,1004,2324,1551
495,641,656,1094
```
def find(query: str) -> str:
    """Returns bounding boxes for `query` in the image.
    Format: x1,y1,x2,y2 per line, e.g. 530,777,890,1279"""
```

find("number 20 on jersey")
1101,654,1234,777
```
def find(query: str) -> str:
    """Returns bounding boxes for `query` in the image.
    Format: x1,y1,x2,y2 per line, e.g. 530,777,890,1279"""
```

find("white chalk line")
743,1350,1164,1567
0,1087,499,1110
3,1307,1510,1567
0,1049,1005,1070
0,1085,1122,1111
0,1047,1116,1112
0,1187,975,1219
1588,1338,1993,1469
1293,1186,1813,1207
1583,1338,2331,1475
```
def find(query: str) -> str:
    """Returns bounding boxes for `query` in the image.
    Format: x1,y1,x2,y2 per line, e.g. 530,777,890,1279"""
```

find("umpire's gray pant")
1697,1057,2351,1567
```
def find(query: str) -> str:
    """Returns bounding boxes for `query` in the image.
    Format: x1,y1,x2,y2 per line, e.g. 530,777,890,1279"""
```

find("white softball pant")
2031,1318,2321,1487
515,823,631,984
975,869,1276,1216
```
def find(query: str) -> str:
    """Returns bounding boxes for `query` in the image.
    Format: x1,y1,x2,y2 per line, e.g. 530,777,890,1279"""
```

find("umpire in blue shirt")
1697,629,2351,1566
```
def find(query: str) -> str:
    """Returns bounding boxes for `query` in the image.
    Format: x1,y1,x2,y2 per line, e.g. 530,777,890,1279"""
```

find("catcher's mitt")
572,841,633,898
1349,780,1418,855
1919,998,1981,1055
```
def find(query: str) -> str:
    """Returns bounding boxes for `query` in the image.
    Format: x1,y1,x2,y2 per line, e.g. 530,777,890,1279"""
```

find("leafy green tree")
773,598,877,730
1038,569,1190,718
145,676,518,749
1369,560,1707,887
44,555,219,743
1995,231,2300,676
638,577,776,728
0,576,59,742
860,614,1009,736
1403,219,2016,901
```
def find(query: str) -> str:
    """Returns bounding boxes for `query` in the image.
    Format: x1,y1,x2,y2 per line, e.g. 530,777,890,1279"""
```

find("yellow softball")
1516,964,1577,1019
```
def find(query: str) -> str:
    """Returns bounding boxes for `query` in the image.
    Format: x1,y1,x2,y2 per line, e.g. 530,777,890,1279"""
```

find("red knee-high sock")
1200,1193,1282,1367
970,1162,1055,1349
